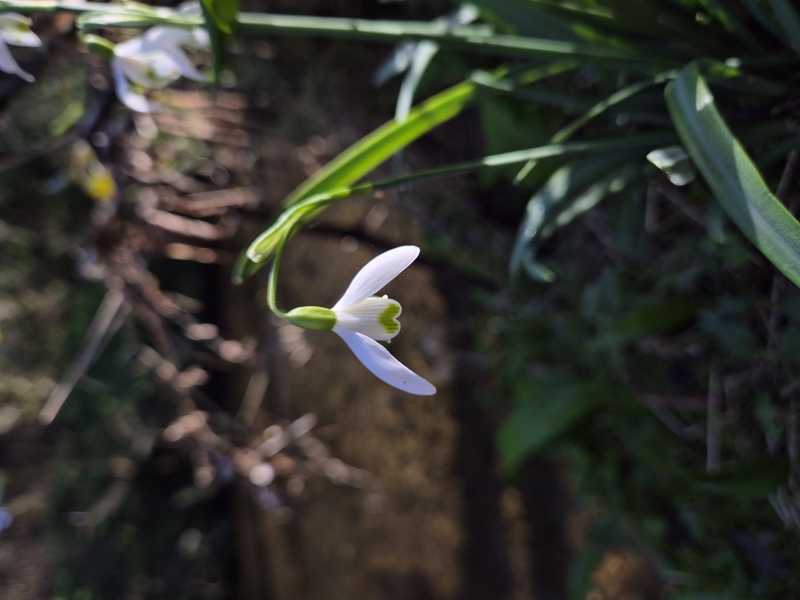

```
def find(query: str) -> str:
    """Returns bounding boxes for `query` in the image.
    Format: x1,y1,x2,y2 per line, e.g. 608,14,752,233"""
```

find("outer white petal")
162,46,206,81
114,36,146,58
140,26,196,52
333,326,436,395
112,59,159,113
116,51,182,88
332,246,420,311
121,27,207,82
190,26,211,50
176,1,203,17
0,15,42,47
0,39,33,81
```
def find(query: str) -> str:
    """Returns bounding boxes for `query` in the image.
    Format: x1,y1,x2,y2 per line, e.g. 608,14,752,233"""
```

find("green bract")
285,306,336,332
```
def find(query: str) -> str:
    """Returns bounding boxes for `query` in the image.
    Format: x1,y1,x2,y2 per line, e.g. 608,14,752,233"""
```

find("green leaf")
469,0,581,39
237,79,479,274
514,71,674,184
200,0,238,34
665,63,800,289
235,12,678,71
199,0,238,90
589,297,697,351
243,132,677,272
770,0,800,56
510,153,643,282
497,378,616,472
688,461,789,499
740,0,780,37
283,80,477,209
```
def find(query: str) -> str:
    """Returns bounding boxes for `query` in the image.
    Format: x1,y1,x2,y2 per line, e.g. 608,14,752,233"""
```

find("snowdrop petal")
176,1,204,17
140,27,195,52
333,327,436,395
114,35,146,58
137,27,207,81
0,37,33,81
162,46,206,81
336,297,401,341
332,246,420,311
0,15,42,47
190,27,211,50
112,59,159,113
117,51,182,88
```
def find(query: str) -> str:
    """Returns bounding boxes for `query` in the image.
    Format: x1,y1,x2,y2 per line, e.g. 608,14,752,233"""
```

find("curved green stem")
266,233,290,319
246,131,678,263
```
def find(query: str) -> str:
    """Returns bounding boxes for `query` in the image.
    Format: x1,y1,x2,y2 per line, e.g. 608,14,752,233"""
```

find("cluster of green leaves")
5,0,800,594
217,0,800,596
485,202,799,596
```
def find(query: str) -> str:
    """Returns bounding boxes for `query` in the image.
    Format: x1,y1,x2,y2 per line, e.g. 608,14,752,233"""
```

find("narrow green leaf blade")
199,0,238,90
665,63,800,288
511,153,642,282
770,0,800,56
282,80,476,208
240,80,478,269
200,0,238,34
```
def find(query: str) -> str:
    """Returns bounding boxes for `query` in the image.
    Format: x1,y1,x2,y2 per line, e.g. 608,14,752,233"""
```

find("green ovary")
286,306,337,331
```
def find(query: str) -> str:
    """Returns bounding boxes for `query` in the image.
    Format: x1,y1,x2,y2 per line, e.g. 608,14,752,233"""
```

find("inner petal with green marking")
334,296,402,341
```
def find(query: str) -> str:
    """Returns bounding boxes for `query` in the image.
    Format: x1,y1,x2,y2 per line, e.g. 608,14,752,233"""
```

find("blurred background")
1,1,799,599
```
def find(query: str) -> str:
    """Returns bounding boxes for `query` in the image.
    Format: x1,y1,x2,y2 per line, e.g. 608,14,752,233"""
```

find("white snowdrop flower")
0,14,42,82
112,16,209,113
286,246,436,396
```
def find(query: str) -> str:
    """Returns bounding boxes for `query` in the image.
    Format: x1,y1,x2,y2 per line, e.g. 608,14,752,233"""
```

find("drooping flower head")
0,14,42,82
285,246,436,396
111,3,209,112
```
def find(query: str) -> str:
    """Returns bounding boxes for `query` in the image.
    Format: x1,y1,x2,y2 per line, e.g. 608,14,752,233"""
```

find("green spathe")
286,306,336,331
81,33,116,60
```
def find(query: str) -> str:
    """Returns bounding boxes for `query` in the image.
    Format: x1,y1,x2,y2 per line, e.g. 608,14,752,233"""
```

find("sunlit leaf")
200,0,238,34
238,79,479,274
665,63,800,288
647,146,695,186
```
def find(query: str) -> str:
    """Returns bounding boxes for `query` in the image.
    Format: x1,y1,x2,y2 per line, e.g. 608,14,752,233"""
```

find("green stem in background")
234,13,676,69
283,79,478,209
245,131,679,265
266,232,290,319
514,70,676,184
0,1,676,70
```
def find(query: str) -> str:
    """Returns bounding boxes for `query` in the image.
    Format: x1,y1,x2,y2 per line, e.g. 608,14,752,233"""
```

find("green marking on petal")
379,302,401,335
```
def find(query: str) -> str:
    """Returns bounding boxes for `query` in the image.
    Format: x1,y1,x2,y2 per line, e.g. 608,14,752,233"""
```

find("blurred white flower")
112,10,209,112
286,246,436,396
0,14,42,82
